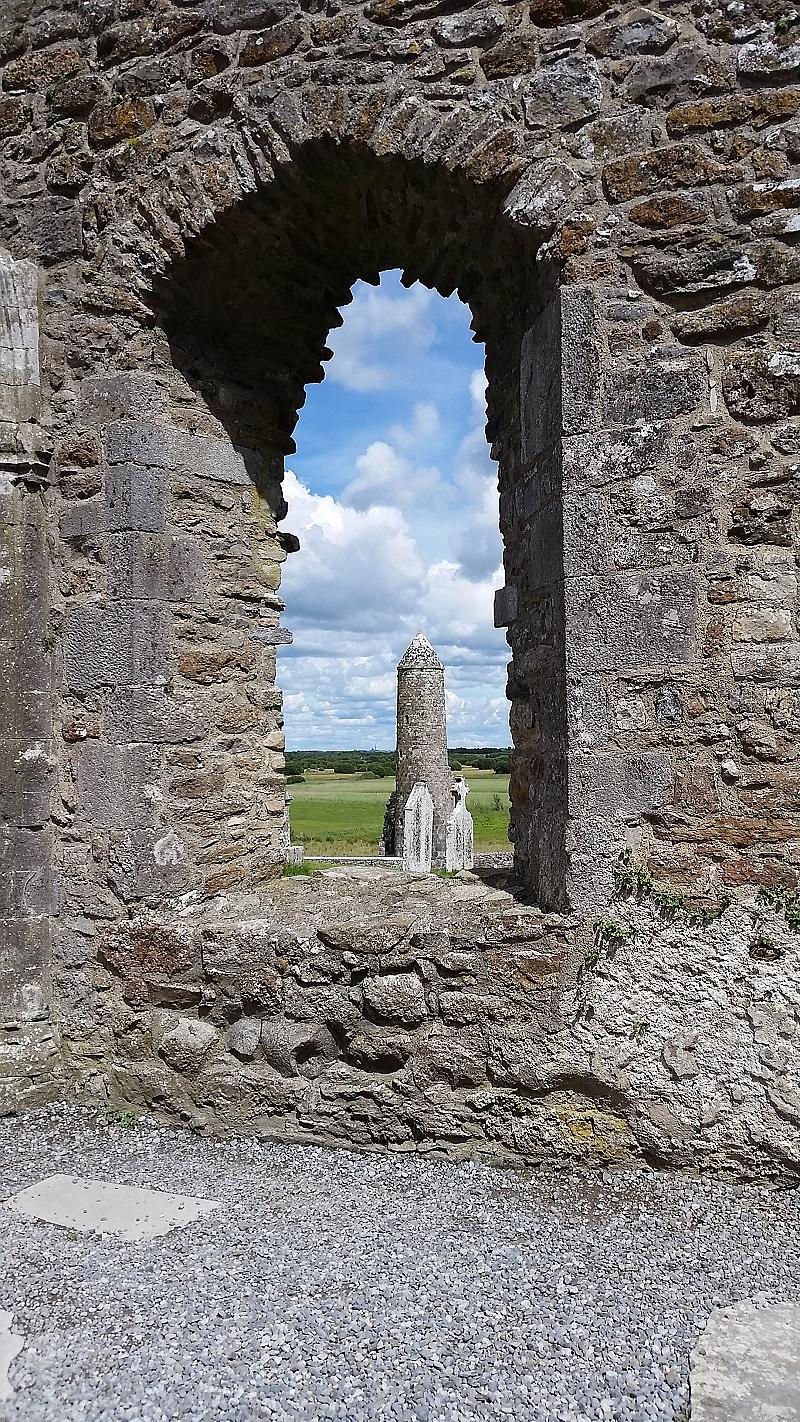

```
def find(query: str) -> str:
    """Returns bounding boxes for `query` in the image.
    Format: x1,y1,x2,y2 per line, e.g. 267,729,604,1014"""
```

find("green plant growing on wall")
612,849,735,922
756,883,800,933
105,1107,138,1128
574,918,631,1023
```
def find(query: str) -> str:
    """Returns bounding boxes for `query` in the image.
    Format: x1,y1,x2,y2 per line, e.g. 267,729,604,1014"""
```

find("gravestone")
402,784,433,874
446,777,474,873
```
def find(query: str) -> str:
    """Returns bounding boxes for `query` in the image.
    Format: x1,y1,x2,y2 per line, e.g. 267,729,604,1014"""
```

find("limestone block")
76,743,161,830
520,299,561,465
690,1300,800,1421
0,741,56,829
565,570,697,672
602,357,706,426
363,972,427,1028
107,827,192,901
105,686,204,745
493,583,518,628
105,463,168,533
402,782,433,873
104,420,264,488
0,917,50,1021
569,751,673,823
107,532,206,602
0,253,39,424
63,602,170,690
561,286,601,435
80,372,167,425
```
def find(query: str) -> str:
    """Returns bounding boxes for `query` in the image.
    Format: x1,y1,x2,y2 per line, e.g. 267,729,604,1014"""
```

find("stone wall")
0,0,799,1153
59,870,800,1179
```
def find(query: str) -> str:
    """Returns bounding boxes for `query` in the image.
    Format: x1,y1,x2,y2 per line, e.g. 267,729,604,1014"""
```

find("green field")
288,769,511,856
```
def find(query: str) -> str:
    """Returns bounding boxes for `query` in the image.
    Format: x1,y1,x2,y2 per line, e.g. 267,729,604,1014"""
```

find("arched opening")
278,269,510,862
146,141,567,904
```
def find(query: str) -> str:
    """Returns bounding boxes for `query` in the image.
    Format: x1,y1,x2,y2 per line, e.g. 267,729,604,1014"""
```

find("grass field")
288,769,511,856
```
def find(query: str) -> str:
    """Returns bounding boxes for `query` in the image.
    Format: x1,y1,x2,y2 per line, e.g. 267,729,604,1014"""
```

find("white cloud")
280,469,424,631
279,469,508,748
390,400,440,448
342,440,445,510
327,284,437,392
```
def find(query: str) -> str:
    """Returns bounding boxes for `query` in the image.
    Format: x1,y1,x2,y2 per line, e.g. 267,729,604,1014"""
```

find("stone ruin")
0,0,799,1176
380,632,474,873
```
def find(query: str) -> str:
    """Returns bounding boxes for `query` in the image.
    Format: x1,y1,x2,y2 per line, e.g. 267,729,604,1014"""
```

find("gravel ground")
0,1105,797,1422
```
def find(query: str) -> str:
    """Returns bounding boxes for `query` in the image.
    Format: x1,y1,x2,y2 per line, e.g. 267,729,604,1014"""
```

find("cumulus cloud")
327,284,437,392
280,469,424,631
390,400,441,448
342,440,445,510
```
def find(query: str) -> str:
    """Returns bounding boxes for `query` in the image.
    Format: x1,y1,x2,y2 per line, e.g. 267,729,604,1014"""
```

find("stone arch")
48,112,728,924
78,131,574,910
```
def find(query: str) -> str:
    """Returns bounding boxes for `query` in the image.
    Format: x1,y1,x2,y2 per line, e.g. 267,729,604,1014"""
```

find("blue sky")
278,270,509,750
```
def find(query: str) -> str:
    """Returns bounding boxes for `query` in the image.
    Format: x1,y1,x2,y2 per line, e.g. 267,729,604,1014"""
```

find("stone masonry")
0,0,799,1170
387,632,453,868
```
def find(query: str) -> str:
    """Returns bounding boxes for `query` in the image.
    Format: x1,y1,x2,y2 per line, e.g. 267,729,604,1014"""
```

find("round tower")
394,632,453,868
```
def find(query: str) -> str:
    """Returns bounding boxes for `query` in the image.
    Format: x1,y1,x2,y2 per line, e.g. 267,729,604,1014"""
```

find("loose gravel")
0,1105,797,1422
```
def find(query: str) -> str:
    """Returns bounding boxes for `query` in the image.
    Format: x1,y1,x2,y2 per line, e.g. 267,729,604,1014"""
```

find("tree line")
285,748,511,780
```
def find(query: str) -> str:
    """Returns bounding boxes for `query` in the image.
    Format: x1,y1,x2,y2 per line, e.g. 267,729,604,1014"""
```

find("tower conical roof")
398,632,444,671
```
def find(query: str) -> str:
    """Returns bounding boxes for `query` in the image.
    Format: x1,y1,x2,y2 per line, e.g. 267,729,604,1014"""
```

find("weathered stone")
588,9,677,57
49,72,108,117
603,357,705,425
529,0,610,23
628,194,707,228
158,1017,218,1075
723,351,800,424
362,972,427,1027
432,9,504,47
737,38,800,82
88,99,155,148
239,20,303,64
690,1301,800,1422
0,97,25,136
604,143,728,201
214,0,296,32
729,493,793,547
481,34,538,79
667,89,800,135
734,178,800,220
504,159,581,236
260,1021,338,1077
672,294,770,344
523,56,603,126
2,46,82,91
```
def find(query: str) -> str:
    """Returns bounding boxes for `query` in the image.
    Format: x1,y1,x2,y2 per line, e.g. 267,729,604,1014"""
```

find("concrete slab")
0,1310,23,1403
3,1174,218,1242
691,1300,800,1421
